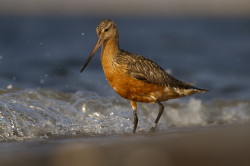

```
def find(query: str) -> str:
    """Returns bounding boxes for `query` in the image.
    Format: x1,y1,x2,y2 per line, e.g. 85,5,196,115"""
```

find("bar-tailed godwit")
80,19,208,133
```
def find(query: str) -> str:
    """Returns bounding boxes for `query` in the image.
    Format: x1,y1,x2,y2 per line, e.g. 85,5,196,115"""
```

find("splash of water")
0,89,249,141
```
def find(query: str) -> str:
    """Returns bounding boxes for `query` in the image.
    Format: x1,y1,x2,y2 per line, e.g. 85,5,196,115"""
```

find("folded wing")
117,50,194,89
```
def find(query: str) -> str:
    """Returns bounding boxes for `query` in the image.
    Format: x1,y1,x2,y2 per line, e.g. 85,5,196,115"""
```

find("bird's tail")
181,81,208,95
192,87,209,94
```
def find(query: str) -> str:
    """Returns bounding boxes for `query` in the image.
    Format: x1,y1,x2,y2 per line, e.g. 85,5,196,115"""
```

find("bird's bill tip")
80,38,103,72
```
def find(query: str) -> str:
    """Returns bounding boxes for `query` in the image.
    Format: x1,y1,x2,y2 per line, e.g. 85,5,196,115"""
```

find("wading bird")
80,19,208,133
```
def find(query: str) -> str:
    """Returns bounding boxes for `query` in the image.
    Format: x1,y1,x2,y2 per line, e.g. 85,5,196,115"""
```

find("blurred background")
0,0,250,16
0,0,250,99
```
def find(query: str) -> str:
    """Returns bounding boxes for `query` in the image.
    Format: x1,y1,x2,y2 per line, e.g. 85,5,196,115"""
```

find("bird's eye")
104,28,109,32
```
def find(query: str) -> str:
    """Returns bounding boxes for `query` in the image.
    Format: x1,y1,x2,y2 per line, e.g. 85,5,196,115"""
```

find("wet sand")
1,124,250,166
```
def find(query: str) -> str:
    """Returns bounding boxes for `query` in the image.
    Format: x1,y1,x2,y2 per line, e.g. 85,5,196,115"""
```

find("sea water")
0,17,250,141
0,89,250,141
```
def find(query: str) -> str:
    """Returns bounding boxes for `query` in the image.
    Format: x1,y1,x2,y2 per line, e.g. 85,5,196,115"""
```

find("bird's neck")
101,35,119,58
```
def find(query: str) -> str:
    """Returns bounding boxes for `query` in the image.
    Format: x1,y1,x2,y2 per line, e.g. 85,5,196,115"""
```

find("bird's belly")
103,68,169,102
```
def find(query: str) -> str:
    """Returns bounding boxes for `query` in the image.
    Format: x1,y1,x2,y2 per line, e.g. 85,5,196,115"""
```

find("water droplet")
94,112,100,117
40,79,45,84
81,104,86,112
6,84,13,89
165,69,172,74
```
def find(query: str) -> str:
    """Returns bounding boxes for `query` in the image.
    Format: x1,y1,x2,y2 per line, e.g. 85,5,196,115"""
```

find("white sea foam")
0,89,249,141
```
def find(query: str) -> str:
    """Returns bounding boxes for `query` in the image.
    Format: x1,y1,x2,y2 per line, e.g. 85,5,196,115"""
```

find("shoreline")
1,124,250,166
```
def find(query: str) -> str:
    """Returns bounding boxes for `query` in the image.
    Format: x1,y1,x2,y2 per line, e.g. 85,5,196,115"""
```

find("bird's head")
80,19,118,72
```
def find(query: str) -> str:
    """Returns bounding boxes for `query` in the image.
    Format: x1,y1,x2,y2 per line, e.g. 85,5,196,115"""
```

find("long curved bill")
80,37,103,72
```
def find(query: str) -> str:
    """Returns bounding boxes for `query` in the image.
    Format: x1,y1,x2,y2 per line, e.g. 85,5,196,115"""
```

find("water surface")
0,17,250,141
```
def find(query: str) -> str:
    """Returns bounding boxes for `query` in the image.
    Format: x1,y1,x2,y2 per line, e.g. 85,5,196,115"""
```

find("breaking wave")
0,89,249,141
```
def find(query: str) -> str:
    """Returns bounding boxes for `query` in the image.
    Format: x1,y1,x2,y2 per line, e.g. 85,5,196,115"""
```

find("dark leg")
133,110,138,133
130,101,138,133
150,100,164,131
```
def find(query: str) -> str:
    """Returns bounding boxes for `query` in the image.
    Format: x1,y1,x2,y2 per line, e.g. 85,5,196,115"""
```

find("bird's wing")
119,53,193,88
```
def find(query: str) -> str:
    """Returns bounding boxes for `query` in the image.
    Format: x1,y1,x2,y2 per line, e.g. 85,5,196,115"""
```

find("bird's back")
115,49,205,91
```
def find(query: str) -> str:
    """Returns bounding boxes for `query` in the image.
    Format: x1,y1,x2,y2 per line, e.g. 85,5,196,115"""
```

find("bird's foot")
149,127,156,132
149,123,157,132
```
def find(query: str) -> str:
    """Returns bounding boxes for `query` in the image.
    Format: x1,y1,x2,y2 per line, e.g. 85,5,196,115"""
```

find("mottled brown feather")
115,49,195,89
